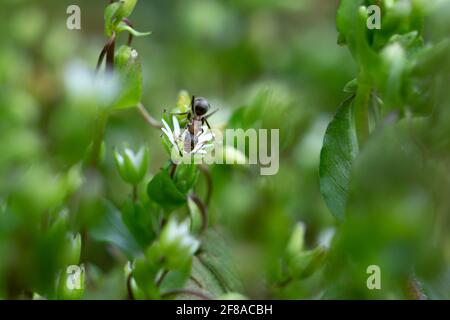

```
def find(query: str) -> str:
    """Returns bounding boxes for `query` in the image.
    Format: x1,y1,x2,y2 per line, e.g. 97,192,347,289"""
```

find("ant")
170,96,218,154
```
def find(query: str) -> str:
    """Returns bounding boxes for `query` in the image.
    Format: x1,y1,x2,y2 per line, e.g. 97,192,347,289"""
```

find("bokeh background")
0,0,449,299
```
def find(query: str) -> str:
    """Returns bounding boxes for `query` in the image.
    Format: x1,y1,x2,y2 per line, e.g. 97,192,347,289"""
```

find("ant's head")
193,97,210,116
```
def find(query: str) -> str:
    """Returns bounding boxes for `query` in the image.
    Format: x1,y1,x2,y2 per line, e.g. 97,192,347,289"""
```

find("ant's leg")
202,110,218,141
205,109,219,119
203,118,217,145
163,109,190,120
203,119,216,141
202,117,211,130
191,95,195,113
204,118,212,130
170,111,190,116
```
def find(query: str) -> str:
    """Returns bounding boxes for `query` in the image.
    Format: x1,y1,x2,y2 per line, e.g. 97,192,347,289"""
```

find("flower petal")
192,142,206,154
198,132,213,144
202,143,214,149
172,116,181,138
161,118,172,134
161,127,173,141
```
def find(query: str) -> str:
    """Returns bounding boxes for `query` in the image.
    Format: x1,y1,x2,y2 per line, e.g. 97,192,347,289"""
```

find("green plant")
320,0,450,299
87,0,247,300
0,0,449,300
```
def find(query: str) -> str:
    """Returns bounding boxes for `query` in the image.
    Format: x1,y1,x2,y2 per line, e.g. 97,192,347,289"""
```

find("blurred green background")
0,0,449,299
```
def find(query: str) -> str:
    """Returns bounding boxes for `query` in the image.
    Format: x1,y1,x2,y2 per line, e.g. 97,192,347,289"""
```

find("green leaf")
319,97,358,220
336,0,365,54
112,46,142,110
180,257,225,298
159,262,192,294
173,163,199,194
146,169,186,209
104,2,122,38
336,0,363,39
90,200,141,259
197,230,244,293
116,22,152,37
410,38,450,77
121,198,156,249
336,1,379,71
343,78,358,93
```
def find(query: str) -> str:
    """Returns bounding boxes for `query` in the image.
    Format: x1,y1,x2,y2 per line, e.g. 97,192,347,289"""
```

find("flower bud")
66,232,82,266
117,0,138,18
173,90,191,128
286,222,305,257
158,219,200,269
176,90,191,113
113,145,149,184
287,246,327,280
285,223,327,280
56,264,85,300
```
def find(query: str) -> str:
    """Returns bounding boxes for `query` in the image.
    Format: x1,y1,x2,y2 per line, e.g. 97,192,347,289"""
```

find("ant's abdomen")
184,133,198,153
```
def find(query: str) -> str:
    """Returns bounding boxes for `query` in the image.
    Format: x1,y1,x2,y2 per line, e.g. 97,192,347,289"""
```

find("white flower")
161,116,181,147
161,116,214,156
64,61,119,107
159,218,200,267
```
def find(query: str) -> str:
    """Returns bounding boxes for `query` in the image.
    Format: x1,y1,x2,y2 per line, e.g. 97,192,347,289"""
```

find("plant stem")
137,102,162,129
96,45,108,73
127,273,135,300
156,270,169,287
354,72,371,147
198,164,213,207
91,111,108,168
122,18,134,46
106,33,116,71
96,34,116,73
169,163,177,179
189,194,208,234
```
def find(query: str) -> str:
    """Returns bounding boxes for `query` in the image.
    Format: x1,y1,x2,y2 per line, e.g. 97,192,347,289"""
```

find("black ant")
170,96,218,154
